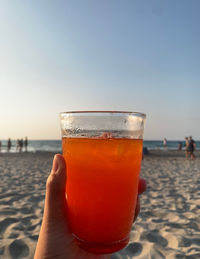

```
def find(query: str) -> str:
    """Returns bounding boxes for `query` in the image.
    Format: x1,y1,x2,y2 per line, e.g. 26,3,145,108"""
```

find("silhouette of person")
163,138,167,150
7,138,11,152
188,136,196,160
16,139,20,152
24,137,28,152
185,137,189,159
178,142,182,151
19,138,23,152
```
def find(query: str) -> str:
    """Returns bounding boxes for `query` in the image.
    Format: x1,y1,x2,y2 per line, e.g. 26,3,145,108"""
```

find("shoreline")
0,149,199,157
145,149,200,157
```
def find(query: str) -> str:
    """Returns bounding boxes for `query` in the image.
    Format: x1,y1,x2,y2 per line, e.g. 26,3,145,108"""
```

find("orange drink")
60,111,146,254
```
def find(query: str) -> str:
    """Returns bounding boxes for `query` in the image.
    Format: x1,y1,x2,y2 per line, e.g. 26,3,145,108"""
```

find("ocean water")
0,140,62,153
143,140,200,150
0,139,199,153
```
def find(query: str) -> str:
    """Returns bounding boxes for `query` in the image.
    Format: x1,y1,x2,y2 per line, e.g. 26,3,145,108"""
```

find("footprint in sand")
0,246,5,256
179,237,200,247
0,218,18,236
125,242,143,256
140,230,168,248
9,239,29,259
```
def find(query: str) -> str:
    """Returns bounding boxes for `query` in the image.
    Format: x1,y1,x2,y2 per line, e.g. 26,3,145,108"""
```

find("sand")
0,150,200,258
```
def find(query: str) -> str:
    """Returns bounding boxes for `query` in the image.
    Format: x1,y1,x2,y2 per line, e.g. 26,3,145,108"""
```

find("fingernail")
52,155,59,173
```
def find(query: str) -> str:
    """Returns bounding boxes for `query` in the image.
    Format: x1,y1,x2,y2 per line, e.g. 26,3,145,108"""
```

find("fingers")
134,178,146,222
138,178,146,195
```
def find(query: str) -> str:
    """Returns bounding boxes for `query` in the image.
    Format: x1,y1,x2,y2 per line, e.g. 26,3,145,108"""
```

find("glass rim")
60,111,146,119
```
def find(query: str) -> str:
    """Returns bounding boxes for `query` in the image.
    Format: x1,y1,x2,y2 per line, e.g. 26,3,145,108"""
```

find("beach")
0,150,200,258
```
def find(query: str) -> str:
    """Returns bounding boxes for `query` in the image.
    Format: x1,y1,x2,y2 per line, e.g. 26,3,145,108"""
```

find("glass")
60,111,146,254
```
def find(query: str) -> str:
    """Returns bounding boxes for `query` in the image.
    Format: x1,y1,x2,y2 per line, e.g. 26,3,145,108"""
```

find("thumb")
34,155,71,259
44,154,67,222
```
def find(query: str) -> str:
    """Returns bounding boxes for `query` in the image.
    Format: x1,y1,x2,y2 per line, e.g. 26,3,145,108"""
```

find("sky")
0,0,200,140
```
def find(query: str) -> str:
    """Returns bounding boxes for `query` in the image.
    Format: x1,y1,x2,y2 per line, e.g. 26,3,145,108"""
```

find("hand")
34,154,146,259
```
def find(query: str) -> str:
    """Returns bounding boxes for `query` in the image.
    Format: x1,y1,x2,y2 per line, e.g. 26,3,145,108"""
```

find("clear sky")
1,0,200,140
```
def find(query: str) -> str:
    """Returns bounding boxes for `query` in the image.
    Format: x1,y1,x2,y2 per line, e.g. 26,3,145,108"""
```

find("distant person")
19,138,23,152
185,137,189,159
24,137,28,152
143,147,149,156
163,138,167,150
7,138,11,152
16,139,20,152
188,136,196,160
178,142,182,151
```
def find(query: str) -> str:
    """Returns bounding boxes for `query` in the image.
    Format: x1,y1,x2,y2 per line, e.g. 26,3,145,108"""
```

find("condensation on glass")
60,111,146,139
